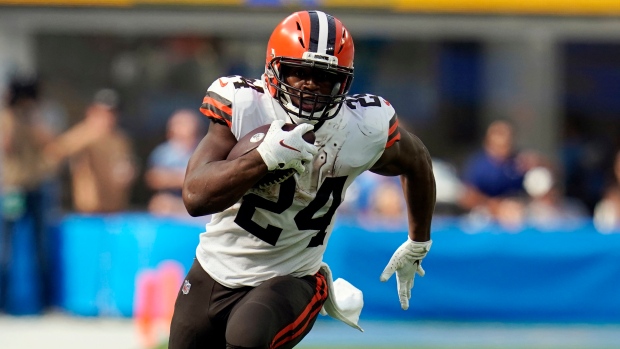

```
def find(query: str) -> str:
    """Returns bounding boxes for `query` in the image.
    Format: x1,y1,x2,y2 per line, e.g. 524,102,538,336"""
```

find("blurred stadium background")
1,1,620,349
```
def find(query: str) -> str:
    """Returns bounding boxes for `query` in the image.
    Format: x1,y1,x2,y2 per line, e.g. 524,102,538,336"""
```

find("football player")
169,10,436,349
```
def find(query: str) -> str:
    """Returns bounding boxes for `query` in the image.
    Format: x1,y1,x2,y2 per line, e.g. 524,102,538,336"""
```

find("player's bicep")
370,127,430,176
187,120,237,173
370,126,405,176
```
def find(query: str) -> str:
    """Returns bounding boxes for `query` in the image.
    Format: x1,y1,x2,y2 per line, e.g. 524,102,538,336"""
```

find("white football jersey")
196,75,401,288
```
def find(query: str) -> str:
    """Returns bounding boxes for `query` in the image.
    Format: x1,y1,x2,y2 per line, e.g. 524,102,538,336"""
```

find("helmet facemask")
266,54,353,122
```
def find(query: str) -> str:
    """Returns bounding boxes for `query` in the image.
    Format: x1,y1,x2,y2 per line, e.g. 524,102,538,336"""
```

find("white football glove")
256,120,318,174
380,239,432,310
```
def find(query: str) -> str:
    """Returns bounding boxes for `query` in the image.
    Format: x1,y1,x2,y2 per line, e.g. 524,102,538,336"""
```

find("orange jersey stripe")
388,118,399,137
386,132,401,148
202,96,232,116
199,108,231,128
271,274,327,349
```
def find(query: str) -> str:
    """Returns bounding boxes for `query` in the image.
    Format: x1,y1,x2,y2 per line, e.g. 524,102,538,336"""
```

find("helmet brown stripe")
308,11,320,53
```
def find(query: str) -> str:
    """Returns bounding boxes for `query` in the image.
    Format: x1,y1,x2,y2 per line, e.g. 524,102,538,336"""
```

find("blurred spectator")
145,109,202,218
432,158,465,216
341,158,465,224
339,172,408,229
459,119,541,219
342,172,388,209
494,196,528,232
1,76,56,189
366,178,408,227
561,115,613,214
593,150,620,233
523,166,589,231
338,171,380,218
1,75,58,312
45,88,137,213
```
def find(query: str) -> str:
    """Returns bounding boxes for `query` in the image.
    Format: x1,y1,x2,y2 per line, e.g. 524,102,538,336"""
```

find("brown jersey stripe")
201,96,232,116
200,108,231,128
199,106,232,127
388,114,399,137
386,114,401,148
200,92,233,127
205,91,232,109
271,273,327,349
386,132,401,148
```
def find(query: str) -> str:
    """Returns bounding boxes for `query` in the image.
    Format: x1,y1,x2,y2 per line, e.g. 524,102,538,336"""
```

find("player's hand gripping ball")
227,121,316,189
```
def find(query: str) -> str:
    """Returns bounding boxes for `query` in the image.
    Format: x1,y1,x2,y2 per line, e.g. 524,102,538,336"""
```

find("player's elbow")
183,185,236,216
182,182,216,217
183,191,208,217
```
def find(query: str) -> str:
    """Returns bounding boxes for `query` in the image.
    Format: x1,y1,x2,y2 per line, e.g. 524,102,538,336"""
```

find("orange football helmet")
264,10,354,122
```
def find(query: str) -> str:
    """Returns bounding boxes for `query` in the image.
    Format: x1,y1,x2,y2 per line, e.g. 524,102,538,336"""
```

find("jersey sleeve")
386,113,401,149
375,96,400,149
199,76,236,128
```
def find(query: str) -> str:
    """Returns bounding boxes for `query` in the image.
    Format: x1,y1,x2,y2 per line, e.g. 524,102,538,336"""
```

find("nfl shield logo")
182,280,191,295
250,133,265,143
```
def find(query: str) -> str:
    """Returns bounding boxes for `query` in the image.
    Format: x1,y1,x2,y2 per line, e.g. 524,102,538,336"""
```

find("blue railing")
3,213,620,323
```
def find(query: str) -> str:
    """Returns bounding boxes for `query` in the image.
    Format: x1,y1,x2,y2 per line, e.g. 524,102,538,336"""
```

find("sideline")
301,318,620,348
1,314,620,349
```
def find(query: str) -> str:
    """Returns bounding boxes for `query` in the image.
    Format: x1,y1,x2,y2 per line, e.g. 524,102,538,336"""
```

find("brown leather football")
226,123,315,189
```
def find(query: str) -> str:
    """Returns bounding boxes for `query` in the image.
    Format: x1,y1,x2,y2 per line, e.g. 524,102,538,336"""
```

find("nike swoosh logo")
219,79,228,87
279,140,300,152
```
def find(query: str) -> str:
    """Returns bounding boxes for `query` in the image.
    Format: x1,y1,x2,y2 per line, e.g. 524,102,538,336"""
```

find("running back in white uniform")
197,75,401,288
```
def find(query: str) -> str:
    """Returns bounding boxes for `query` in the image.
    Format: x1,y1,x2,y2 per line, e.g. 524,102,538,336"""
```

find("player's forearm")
402,149,436,242
182,150,268,216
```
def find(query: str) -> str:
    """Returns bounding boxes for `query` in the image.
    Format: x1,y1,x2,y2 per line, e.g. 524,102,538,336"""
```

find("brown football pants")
168,259,327,349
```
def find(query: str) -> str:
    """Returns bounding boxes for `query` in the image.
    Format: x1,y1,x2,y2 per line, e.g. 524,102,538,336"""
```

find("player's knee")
225,328,271,349
226,302,277,349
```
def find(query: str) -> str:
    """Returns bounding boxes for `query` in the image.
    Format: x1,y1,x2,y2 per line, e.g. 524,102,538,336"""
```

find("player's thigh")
225,273,327,349
168,259,231,349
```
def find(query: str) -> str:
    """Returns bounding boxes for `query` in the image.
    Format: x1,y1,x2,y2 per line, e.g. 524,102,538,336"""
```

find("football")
226,123,316,189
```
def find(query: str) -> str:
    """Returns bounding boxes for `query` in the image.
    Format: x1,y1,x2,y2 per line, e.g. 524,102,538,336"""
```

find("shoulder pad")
344,94,400,149
345,94,395,119
207,75,240,98
200,76,266,128
209,75,265,95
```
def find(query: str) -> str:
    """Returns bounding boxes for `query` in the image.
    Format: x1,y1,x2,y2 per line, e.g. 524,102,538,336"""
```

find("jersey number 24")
234,176,347,247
